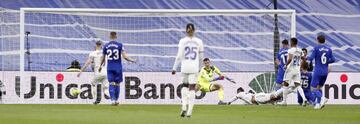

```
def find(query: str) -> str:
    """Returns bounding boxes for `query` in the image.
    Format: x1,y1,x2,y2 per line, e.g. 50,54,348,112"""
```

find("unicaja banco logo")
324,74,360,100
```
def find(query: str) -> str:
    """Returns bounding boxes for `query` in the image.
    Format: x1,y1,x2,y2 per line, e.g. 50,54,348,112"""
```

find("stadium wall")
1,71,359,104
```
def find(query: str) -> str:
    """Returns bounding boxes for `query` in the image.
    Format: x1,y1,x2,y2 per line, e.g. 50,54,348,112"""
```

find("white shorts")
91,74,107,86
283,69,301,87
254,93,271,104
181,73,198,84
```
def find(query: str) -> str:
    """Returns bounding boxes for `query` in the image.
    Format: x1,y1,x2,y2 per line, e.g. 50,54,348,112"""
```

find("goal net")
9,8,296,103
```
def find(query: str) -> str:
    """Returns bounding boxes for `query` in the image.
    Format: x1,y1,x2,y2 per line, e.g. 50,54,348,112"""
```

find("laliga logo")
15,73,108,99
324,74,360,99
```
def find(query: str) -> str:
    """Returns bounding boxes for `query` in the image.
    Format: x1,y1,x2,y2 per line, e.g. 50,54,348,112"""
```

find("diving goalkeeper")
195,58,235,105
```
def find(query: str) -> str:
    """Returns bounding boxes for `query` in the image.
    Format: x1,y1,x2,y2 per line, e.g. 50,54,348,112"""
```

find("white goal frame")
19,8,296,83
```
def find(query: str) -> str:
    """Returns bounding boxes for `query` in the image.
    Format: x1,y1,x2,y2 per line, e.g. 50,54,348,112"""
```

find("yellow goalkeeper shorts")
198,82,211,92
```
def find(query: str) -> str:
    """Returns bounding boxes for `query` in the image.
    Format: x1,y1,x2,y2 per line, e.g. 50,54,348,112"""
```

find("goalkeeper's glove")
211,76,225,82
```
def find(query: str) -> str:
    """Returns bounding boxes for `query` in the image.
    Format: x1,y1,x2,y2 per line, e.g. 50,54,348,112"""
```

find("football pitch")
0,104,359,124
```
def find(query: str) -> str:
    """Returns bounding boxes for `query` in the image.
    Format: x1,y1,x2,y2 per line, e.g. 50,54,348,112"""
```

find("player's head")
301,60,309,72
317,35,326,44
110,32,117,40
95,40,102,49
282,39,289,48
302,48,308,56
203,58,211,67
186,23,195,37
237,87,244,93
290,37,298,47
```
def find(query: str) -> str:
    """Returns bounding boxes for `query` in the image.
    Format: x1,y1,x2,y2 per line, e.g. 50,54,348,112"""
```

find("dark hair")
237,87,244,93
302,48,307,53
110,32,117,39
186,23,195,31
203,58,210,61
281,39,289,45
69,60,81,69
301,61,309,71
317,35,325,43
96,40,102,46
290,37,298,46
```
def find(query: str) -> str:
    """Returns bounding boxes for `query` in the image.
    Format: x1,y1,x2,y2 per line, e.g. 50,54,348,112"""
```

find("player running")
195,58,232,105
274,39,289,91
172,23,204,118
279,38,307,106
99,32,136,105
77,41,109,104
307,35,335,109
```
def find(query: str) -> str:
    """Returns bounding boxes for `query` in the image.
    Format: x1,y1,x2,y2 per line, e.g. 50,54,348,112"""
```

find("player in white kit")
227,87,282,105
279,38,307,106
172,23,204,118
77,41,109,104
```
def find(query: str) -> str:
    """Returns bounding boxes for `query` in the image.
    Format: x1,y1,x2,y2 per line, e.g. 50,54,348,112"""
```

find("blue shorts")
310,73,328,88
107,69,123,83
276,69,285,84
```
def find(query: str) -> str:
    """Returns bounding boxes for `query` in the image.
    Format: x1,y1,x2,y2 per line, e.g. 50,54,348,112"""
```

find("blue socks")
312,89,322,104
109,83,120,101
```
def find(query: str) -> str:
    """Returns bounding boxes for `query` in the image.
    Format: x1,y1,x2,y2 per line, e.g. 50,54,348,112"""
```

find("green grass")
0,104,359,124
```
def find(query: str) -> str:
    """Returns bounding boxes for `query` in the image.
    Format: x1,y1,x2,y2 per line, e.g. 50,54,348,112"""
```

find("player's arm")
172,41,184,75
285,53,293,70
77,56,92,77
327,49,336,64
307,47,316,62
98,47,106,72
275,53,281,66
122,51,136,63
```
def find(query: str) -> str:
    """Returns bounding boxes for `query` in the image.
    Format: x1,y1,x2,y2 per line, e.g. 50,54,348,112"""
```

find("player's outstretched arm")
77,57,92,77
171,43,184,75
122,51,136,63
98,55,105,72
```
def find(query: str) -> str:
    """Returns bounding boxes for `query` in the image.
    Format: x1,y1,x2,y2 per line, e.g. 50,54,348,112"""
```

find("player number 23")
184,46,197,60
107,49,119,60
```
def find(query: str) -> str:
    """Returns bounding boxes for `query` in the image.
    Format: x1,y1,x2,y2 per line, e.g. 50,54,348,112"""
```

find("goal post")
16,8,296,103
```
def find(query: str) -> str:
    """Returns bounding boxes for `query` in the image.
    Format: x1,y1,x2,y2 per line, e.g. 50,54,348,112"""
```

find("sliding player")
297,60,315,106
172,23,204,118
195,58,229,105
274,40,289,91
99,32,136,105
307,35,335,109
77,41,109,104
280,38,307,106
227,87,282,105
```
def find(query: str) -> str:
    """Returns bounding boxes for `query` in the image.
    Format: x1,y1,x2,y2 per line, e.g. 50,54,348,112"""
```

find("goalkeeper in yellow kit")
195,58,235,105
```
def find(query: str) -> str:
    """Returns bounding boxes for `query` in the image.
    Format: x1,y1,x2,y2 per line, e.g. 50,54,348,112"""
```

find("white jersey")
286,47,303,73
172,36,204,73
89,50,106,76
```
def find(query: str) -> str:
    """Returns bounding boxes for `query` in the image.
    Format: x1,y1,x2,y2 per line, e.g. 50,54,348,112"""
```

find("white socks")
181,87,189,111
186,90,196,116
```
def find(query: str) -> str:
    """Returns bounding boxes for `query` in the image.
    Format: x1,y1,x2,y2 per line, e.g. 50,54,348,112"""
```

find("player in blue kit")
307,35,335,109
297,61,315,106
274,39,289,91
99,32,136,105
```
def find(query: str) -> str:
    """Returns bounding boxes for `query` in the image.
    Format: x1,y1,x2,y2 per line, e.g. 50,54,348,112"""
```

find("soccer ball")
70,88,81,96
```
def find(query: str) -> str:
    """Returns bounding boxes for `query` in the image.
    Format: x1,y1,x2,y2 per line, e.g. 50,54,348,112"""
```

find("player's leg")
297,91,303,105
310,73,322,109
293,73,307,106
91,75,102,104
107,70,116,104
209,84,226,104
185,73,197,117
318,75,328,109
180,73,189,117
274,70,285,91
112,70,122,105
